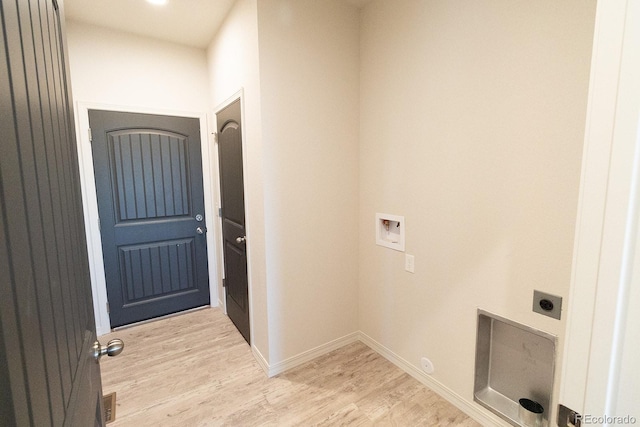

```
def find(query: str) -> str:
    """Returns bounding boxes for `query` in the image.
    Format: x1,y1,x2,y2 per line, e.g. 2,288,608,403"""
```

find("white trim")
559,0,626,409
357,332,507,427
74,101,219,336
266,332,360,377
253,330,506,424
605,114,640,415
207,103,225,317
559,0,640,417
583,0,640,416
251,345,270,376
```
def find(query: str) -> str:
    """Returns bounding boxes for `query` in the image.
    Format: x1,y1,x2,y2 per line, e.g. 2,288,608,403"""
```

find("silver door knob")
92,339,124,363
236,236,246,244
196,227,205,235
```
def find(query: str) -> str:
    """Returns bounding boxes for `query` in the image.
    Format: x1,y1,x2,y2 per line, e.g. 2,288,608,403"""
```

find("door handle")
196,227,206,235
236,236,246,244
92,339,124,363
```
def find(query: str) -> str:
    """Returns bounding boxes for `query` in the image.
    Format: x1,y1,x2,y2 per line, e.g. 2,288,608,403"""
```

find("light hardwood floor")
100,308,481,426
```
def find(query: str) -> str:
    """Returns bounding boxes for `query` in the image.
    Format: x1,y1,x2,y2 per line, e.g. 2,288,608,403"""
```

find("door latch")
558,404,581,427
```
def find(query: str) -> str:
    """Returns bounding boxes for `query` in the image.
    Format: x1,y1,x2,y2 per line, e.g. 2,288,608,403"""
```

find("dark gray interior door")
89,110,210,328
1,0,103,425
217,99,250,343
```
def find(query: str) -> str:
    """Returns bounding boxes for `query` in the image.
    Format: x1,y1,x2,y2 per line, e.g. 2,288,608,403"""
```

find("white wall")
66,21,214,335
358,0,595,423
67,21,210,112
257,0,361,364
206,0,271,365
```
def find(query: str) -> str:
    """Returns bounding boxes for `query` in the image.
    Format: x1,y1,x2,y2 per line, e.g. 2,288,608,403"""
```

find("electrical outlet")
533,290,562,320
405,254,415,273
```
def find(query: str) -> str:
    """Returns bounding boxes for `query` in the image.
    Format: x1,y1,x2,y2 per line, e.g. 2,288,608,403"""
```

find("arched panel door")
89,110,210,328
217,99,250,343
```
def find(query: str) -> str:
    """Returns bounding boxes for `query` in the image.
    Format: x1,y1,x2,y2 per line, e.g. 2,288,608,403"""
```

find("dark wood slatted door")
1,0,103,425
89,111,210,328
217,99,250,343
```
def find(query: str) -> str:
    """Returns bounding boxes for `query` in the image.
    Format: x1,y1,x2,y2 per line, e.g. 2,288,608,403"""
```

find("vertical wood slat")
35,0,77,399
47,0,84,414
0,9,31,424
42,0,82,363
28,0,73,407
37,0,80,375
163,136,176,217
141,134,156,218
150,136,165,217
0,230,18,426
131,134,144,218
16,0,68,423
2,0,54,424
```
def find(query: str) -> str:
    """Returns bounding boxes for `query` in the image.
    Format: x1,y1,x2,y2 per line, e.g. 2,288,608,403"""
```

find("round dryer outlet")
420,357,435,374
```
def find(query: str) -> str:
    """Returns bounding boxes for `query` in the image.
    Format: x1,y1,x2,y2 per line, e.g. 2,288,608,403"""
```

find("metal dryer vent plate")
104,392,116,424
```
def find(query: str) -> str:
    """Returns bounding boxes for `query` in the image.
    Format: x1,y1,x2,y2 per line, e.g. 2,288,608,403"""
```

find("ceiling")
65,0,236,48
64,0,371,49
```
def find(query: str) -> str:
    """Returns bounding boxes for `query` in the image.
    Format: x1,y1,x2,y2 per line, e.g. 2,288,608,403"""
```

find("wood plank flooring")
100,308,481,426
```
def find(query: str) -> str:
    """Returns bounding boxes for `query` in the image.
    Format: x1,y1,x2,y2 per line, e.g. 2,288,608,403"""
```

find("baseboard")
357,332,507,427
250,330,507,425
251,345,270,376
266,332,360,377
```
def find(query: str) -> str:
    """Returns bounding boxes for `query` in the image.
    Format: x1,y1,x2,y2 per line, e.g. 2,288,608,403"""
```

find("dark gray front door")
217,99,250,343
1,0,103,425
89,111,210,328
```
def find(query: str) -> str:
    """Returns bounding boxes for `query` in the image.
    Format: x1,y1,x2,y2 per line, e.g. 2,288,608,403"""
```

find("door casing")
75,102,218,335
560,0,640,419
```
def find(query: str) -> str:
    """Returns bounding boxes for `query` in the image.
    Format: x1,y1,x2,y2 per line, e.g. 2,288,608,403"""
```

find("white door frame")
74,101,220,336
560,0,640,421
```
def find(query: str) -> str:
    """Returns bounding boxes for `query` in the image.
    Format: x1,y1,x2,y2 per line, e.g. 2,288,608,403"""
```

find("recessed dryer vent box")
375,213,405,251
474,310,556,427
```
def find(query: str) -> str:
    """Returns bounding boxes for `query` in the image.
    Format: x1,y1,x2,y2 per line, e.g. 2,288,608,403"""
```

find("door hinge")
222,278,226,288
558,404,581,427
213,132,218,143
218,207,223,217
106,302,110,314
88,127,93,143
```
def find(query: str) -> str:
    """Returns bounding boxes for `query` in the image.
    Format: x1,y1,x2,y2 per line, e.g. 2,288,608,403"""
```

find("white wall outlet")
405,254,415,273
420,357,434,374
